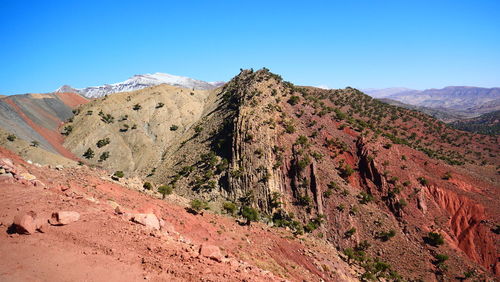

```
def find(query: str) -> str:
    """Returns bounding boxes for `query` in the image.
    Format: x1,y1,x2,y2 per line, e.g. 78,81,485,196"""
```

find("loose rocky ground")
0,146,357,281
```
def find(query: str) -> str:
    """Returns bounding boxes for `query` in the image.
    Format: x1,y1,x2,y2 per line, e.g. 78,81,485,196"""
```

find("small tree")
241,206,259,225
189,199,209,214
99,151,110,162
96,137,110,148
143,182,153,190
6,134,16,142
425,232,444,246
158,185,173,199
83,148,95,159
170,125,179,131
287,95,300,105
223,202,237,215
112,171,124,180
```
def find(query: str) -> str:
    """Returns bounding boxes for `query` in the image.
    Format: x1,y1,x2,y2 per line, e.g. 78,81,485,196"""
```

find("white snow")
55,73,224,98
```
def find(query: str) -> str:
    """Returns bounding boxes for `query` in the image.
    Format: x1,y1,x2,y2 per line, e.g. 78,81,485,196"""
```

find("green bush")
99,151,110,162
170,125,179,131
241,206,259,225
222,201,237,215
377,230,396,241
96,137,110,148
339,164,354,179
287,95,300,105
158,185,173,199
189,199,209,214
425,232,444,246
83,148,95,159
143,182,153,190
113,171,124,179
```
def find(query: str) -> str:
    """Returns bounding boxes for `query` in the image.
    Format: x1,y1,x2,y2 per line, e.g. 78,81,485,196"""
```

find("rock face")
50,211,80,225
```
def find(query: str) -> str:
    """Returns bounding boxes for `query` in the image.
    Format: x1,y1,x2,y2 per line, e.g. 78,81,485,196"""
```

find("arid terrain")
0,69,498,281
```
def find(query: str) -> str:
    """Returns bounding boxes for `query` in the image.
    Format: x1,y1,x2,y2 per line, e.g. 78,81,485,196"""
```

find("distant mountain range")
55,73,224,98
364,86,500,114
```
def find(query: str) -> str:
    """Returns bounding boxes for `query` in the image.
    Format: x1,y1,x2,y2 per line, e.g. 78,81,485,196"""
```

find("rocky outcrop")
426,185,498,274
225,70,286,212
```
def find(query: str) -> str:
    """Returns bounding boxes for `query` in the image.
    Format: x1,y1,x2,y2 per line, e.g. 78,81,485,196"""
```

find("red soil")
0,146,355,281
55,92,89,108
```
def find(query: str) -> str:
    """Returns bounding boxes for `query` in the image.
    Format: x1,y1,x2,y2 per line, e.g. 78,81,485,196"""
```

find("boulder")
12,212,37,234
50,211,80,225
199,243,223,262
55,165,64,170
132,213,160,230
19,172,37,181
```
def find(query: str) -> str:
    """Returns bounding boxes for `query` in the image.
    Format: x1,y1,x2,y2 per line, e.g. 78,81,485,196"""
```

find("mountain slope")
56,73,224,98
0,146,357,281
0,92,87,159
386,86,500,111
62,69,499,280
450,110,500,135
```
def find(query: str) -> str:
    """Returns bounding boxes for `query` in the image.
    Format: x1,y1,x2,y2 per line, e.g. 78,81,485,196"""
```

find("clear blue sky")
1,0,499,94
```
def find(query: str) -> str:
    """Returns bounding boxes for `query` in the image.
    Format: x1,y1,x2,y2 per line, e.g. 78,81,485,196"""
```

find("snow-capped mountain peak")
55,73,224,98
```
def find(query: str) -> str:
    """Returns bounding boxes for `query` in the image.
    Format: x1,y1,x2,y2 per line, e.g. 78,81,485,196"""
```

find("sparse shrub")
189,199,209,214
83,148,95,159
295,135,308,146
62,125,73,136
31,140,40,147
358,191,374,204
194,125,203,133
7,134,16,142
287,95,300,105
384,143,393,149
223,202,237,215
143,182,153,190
377,230,396,241
112,171,124,179
158,185,173,199
442,171,452,180
425,231,444,246
297,156,311,170
241,206,259,225
339,164,354,179
99,151,110,162
133,104,142,111
96,137,110,148
170,125,179,131
344,227,356,238
417,177,428,186
284,123,296,134
156,102,165,108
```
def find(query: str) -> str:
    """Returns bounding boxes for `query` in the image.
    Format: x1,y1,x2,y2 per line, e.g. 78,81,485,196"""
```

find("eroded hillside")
61,69,499,280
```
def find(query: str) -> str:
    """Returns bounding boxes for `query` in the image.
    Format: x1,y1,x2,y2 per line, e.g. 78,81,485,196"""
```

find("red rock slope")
0,146,357,281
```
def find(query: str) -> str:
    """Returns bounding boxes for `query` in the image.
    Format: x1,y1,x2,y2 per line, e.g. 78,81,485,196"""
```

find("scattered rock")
12,211,37,234
55,165,64,170
132,214,160,230
0,168,5,174
199,243,223,262
50,211,80,225
19,172,36,181
34,217,49,233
